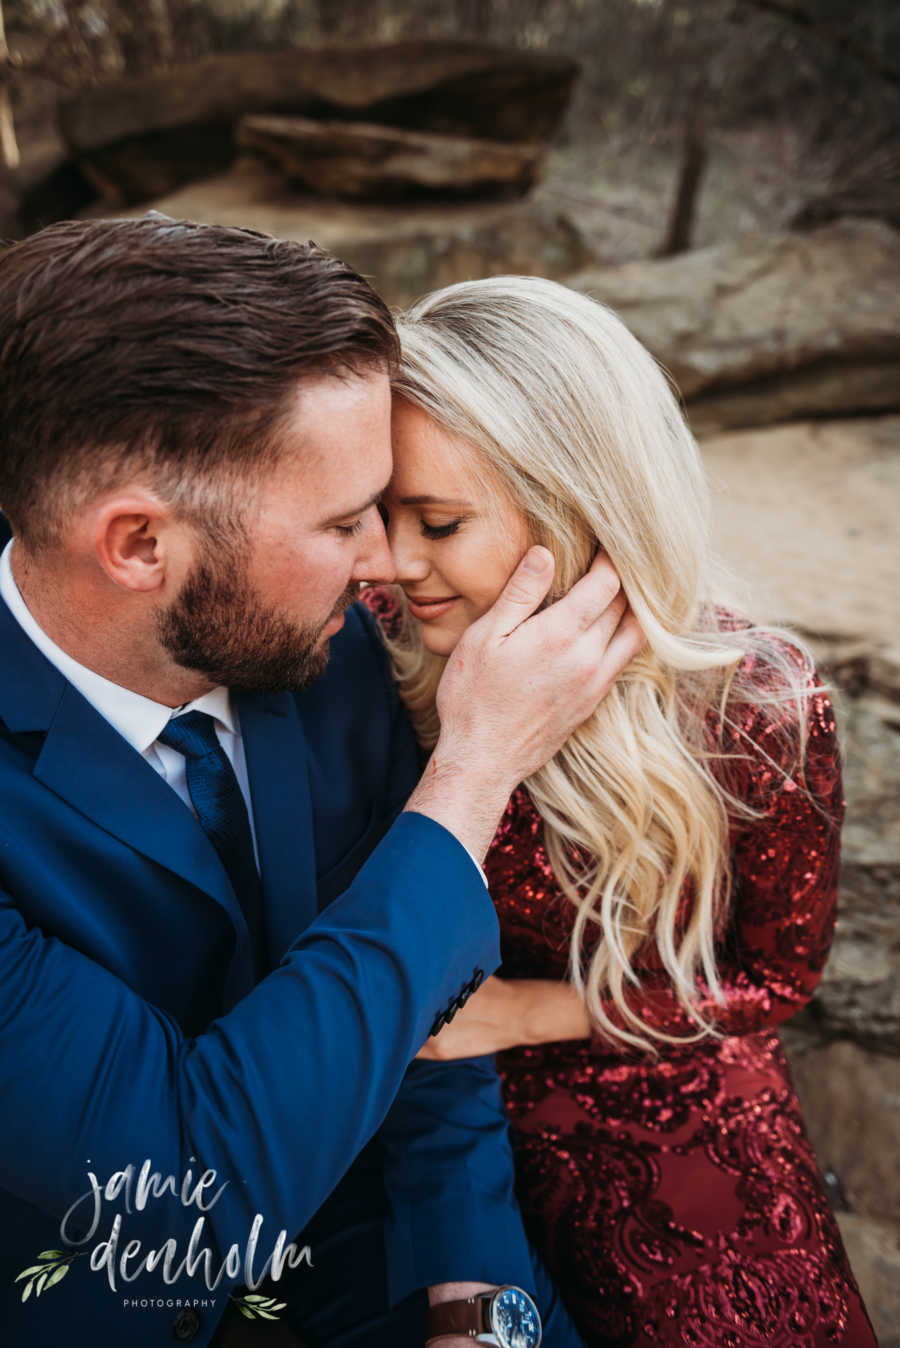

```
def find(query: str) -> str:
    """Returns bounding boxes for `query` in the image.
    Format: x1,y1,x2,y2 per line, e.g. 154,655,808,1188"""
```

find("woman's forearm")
417,975,593,1060
515,978,593,1045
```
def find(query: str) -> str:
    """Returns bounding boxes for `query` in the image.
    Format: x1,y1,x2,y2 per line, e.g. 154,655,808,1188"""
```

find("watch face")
489,1286,542,1348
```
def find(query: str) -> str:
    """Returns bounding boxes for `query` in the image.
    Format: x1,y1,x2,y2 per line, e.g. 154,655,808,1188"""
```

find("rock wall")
116,157,598,305
568,219,900,431
702,416,900,1346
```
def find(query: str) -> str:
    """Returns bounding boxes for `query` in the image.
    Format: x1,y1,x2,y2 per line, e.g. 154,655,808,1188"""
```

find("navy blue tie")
158,711,265,977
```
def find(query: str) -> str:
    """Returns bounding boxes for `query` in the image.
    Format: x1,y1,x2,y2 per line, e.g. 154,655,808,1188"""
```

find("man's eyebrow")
319,483,391,527
398,495,473,507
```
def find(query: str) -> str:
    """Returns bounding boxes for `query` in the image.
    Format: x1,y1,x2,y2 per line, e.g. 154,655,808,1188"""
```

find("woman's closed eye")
422,517,466,540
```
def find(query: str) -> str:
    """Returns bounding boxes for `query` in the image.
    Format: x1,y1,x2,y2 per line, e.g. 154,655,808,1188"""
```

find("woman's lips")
405,594,461,621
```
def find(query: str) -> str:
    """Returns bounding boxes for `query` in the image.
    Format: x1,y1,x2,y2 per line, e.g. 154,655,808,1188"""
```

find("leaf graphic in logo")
15,1250,76,1303
232,1291,286,1321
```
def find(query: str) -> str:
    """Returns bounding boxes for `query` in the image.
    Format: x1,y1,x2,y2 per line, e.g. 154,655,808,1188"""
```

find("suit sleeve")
379,1059,584,1346
0,808,499,1273
356,601,585,1346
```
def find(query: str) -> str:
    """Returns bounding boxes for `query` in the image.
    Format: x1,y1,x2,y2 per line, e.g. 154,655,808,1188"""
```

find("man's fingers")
592,588,628,638
552,610,645,734
481,545,556,638
541,551,623,639
596,609,647,688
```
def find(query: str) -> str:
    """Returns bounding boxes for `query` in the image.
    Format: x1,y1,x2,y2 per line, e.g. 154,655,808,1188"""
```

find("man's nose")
353,507,396,584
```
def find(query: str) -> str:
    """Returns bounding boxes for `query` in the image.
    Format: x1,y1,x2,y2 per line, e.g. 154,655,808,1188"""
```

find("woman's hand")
416,975,593,1060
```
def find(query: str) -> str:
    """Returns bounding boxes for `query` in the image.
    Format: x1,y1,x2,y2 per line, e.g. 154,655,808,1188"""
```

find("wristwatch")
425,1285,542,1346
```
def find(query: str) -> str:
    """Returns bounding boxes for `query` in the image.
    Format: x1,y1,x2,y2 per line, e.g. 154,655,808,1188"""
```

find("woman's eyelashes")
422,517,465,540
378,503,467,538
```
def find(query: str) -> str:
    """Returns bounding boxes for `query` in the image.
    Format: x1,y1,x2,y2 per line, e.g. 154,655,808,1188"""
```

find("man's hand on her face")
405,546,645,864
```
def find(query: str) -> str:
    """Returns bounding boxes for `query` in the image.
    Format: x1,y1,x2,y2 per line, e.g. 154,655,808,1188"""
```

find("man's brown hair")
0,215,399,550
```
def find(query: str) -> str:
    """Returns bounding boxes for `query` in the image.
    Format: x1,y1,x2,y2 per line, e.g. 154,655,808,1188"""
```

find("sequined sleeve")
592,651,845,1045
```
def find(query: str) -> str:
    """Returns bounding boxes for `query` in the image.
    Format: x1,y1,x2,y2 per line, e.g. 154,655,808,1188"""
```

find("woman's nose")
388,520,430,582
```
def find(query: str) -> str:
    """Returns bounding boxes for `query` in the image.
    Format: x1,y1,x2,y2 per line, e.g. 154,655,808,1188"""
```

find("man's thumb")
487,546,555,635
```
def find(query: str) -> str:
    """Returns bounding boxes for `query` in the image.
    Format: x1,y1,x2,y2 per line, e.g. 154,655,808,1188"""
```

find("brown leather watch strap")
426,1291,492,1341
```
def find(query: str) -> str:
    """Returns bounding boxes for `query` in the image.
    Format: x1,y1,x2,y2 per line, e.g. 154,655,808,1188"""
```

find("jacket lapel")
0,597,256,997
33,682,246,923
236,690,319,966
0,596,320,994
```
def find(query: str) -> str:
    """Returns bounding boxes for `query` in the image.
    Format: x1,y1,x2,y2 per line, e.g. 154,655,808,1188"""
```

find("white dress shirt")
0,539,259,861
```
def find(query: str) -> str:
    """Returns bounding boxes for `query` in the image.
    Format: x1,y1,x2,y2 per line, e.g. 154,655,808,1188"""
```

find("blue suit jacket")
0,564,582,1346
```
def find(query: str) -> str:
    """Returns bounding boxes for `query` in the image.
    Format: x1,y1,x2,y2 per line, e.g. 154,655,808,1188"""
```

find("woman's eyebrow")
399,494,472,507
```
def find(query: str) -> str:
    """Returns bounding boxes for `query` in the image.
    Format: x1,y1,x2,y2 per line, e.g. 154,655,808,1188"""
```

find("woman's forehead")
389,402,479,494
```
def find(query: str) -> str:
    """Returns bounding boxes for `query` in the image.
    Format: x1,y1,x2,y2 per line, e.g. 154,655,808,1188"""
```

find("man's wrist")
405,741,514,866
427,1282,496,1347
426,1282,544,1347
428,1280,496,1306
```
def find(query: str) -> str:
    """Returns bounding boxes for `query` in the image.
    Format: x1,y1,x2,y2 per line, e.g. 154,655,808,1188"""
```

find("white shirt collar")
0,539,236,754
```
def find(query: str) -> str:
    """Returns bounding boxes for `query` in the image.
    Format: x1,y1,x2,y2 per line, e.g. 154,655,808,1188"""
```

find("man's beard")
156,550,357,694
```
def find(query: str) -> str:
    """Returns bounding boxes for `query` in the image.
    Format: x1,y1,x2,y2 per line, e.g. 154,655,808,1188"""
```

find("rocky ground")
702,416,899,646
705,415,900,1346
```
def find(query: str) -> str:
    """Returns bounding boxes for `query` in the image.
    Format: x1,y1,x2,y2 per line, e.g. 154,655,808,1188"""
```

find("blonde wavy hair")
383,275,821,1051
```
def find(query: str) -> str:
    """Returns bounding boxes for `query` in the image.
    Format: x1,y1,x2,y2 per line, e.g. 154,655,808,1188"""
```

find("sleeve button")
172,1307,201,1340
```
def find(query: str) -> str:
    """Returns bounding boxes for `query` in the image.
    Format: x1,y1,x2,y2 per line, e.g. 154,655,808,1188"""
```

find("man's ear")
91,495,178,593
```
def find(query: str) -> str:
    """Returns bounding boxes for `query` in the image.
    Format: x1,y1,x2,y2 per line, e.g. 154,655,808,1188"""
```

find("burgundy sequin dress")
361,589,875,1347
